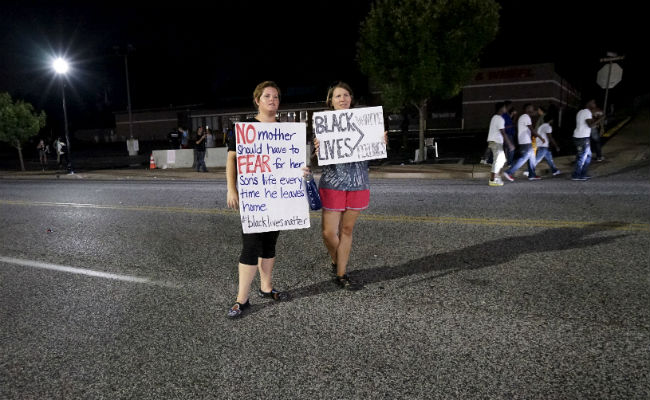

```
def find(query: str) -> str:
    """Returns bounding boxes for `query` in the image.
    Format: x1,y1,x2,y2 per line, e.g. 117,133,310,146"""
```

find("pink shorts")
319,188,370,211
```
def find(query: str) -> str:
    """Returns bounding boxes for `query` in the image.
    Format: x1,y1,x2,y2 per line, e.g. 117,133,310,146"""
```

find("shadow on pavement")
243,222,629,317
593,159,650,178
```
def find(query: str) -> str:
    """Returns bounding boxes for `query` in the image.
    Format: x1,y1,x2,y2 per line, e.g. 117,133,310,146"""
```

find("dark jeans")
505,146,516,166
196,150,207,172
591,128,602,159
572,137,592,178
59,153,71,171
505,135,516,166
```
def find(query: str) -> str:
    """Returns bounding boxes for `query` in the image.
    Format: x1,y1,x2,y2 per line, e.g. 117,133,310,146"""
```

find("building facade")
462,63,581,130
114,102,328,144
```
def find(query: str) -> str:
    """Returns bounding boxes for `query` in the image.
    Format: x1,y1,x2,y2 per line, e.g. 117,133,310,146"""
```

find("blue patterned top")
319,161,369,191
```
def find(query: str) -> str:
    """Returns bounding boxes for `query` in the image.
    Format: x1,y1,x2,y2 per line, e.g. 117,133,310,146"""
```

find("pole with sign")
597,54,624,135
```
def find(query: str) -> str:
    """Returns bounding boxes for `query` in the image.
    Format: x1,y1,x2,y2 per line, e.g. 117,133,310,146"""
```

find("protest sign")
313,106,387,166
235,122,310,234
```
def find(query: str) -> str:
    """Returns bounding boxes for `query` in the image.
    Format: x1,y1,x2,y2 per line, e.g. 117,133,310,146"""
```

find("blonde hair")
253,81,281,109
326,81,354,109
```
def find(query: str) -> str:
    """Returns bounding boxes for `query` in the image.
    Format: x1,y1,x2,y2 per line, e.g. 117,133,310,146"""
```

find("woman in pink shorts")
314,82,384,290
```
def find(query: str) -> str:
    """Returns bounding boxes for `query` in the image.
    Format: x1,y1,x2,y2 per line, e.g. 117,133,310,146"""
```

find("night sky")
0,0,645,132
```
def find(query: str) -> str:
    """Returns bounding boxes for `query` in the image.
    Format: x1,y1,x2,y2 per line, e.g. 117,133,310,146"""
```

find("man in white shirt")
572,99,603,180
535,114,561,176
486,102,514,186
503,104,546,182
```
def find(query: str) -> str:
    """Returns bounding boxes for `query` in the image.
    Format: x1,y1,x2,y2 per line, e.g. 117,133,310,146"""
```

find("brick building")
462,63,581,130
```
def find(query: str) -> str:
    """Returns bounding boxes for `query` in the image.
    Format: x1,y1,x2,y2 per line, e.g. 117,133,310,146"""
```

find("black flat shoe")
333,274,363,291
258,288,290,301
227,300,250,318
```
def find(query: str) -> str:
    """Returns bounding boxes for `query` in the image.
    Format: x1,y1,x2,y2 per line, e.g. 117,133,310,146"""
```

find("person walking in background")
195,126,208,172
486,102,514,186
532,106,546,152
54,137,62,168
591,107,604,161
179,127,189,149
483,101,515,166
572,99,603,181
534,114,561,176
502,101,517,167
524,105,546,177
225,81,290,318
205,127,216,148
503,104,546,182
36,139,49,171
55,137,68,170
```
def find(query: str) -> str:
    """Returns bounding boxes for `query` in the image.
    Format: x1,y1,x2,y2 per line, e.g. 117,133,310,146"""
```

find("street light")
52,57,73,174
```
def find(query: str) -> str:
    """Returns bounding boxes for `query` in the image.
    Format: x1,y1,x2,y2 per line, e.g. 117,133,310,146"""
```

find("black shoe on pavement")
334,274,363,291
227,300,250,318
258,288,291,301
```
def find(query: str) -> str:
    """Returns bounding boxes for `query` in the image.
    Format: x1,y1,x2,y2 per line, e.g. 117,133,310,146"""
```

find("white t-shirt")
517,114,532,144
573,108,593,138
537,123,552,148
487,114,505,143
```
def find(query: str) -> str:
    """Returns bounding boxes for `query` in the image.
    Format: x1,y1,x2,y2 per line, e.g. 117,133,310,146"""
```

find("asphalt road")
1,170,649,399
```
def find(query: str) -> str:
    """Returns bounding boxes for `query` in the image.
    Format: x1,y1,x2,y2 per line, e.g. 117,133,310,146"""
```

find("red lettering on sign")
236,124,256,144
237,155,272,174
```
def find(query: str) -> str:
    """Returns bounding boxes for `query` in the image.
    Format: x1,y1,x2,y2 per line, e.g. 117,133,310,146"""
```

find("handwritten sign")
313,106,387,165
236,122,310,234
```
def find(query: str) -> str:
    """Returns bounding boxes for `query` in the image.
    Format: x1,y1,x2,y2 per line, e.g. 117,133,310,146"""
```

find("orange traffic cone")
149,154,156,169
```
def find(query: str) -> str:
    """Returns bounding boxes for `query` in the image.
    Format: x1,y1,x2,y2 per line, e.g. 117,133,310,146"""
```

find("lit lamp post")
52,57,73,173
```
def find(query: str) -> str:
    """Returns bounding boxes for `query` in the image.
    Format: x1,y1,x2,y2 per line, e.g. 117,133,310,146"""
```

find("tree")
358,0,499,161
0,92,47,171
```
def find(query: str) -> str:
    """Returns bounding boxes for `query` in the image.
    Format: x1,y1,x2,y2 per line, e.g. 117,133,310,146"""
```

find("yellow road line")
1,199,648,232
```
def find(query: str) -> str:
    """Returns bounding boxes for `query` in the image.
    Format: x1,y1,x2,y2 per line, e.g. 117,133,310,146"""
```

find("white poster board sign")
235,122,310,233
167,150,176,164
313,106,387,165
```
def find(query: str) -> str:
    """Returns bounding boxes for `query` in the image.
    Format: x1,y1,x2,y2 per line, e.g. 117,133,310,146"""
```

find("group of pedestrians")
169,126,220,172
34,137,70,172
225,81,379,318
486,99,604,186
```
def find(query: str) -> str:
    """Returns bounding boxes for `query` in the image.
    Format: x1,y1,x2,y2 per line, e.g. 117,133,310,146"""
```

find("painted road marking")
0,255,177,288
1,199,648,232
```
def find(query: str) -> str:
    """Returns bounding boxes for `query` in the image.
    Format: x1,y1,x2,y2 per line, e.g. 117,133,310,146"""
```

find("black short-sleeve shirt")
228,117,263,152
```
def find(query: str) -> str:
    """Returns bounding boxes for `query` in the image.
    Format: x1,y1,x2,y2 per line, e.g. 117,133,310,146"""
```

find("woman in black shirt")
226,81,290,318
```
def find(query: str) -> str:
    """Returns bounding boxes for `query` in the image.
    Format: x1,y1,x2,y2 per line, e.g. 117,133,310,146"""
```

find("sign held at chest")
313,106,387,166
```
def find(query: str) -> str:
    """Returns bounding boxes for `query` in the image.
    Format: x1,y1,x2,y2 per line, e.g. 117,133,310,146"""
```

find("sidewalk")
2,113,647,182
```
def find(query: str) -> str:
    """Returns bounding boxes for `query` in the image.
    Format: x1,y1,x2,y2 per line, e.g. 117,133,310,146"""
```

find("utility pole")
114,44,138,156
124,47,134,139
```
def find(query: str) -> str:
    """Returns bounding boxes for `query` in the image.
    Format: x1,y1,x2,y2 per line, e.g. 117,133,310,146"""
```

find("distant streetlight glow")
52,57,69,74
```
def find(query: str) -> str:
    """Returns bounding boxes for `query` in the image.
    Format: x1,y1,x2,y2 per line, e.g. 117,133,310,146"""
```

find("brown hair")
253,81,281,109
326,81,354,109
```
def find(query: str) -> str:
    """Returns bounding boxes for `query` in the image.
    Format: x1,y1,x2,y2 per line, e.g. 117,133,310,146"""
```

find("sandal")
258,288,291,301
227,300,250,318
334,274,363,291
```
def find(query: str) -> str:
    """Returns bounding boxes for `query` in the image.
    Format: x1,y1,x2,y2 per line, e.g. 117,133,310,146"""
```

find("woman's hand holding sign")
227,188,239,209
